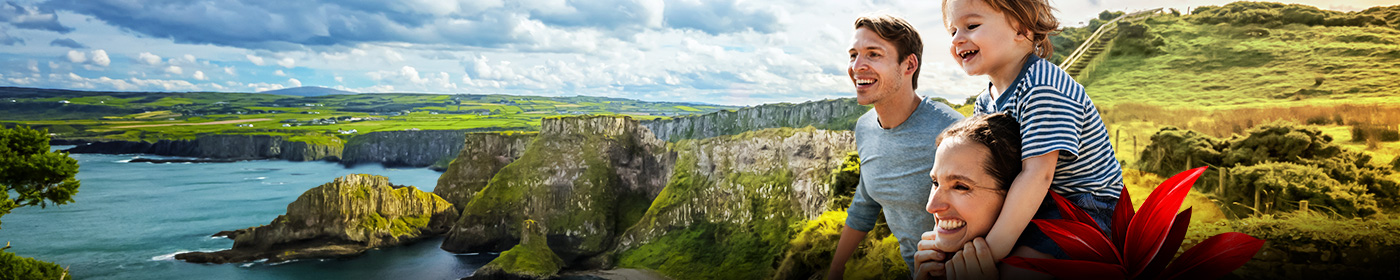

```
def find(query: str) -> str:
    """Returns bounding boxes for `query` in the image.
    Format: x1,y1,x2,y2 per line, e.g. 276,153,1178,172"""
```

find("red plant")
1003,167,1266,279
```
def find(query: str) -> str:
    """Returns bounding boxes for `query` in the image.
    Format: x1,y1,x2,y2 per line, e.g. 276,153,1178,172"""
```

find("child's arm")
983,152,1058,260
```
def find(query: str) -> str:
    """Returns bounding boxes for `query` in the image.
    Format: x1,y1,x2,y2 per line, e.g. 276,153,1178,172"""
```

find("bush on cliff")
772,211,906,280
471,220,564,280
0,250,69,280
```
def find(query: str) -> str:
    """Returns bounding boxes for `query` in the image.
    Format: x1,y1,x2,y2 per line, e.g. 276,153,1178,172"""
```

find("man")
828,15,964,279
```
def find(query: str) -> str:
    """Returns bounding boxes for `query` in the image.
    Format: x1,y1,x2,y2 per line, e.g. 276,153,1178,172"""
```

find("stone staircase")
1059,9,1162,78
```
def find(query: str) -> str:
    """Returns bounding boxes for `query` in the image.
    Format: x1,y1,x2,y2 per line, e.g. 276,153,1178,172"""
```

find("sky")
0,0,1393,106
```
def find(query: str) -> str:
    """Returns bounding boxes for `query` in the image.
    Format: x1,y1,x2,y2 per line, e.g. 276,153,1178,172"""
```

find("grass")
0,87,738,142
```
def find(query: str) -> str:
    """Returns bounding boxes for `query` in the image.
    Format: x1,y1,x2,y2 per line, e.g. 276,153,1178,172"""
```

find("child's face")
848,27,913,106
926,136,1007,253
944,0,1032,77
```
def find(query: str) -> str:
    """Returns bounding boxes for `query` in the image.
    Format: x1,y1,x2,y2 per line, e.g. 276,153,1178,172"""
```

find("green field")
0,87,737,141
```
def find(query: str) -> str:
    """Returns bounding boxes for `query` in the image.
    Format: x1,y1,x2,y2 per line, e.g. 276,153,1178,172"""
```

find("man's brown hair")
945,0,1060,59
854,15,923,90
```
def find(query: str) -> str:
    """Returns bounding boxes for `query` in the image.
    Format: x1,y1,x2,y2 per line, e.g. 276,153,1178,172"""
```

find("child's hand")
946,237,998,280
914,231,947,280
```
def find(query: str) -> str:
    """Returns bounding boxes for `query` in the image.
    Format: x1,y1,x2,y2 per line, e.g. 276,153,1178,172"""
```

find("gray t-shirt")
845,96,963,272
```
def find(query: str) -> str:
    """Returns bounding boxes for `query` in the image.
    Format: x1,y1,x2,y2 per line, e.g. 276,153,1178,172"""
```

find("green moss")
389,214,431,237
0,250,71,280
617,142,805,279
359,212,388,232
479,220,565,278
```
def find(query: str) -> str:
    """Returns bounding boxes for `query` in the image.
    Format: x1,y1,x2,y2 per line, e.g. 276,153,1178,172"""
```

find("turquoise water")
0,147,494,279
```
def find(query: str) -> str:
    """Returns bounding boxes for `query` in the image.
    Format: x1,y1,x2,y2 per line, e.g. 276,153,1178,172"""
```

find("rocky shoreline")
176,174,457,264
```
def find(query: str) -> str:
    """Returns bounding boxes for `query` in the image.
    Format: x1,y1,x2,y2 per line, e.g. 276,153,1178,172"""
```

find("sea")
0,146,496,279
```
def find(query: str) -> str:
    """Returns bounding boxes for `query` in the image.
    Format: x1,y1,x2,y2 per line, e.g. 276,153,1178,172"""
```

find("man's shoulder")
914,97,964,129
855,107,879,130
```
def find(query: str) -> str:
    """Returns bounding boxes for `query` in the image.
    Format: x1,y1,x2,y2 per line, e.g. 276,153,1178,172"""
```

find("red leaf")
1033,219,1121,264
1003,256,1127,280
1050,191,1098,228
1162,232,1266,280
1137,208,1192,279
1112,184,1134,249
1125,167,1206,273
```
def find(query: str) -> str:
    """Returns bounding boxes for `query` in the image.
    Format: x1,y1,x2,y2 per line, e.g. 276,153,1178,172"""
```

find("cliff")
63,134,342,161
440,115,674,268
175,174,456,263
612,127,856,279
466,220,565,280
640,98,865,142
340,130,474,169
432,132,535,213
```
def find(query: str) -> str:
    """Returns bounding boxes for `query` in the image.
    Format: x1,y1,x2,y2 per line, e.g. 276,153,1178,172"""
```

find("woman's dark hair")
936,113,1022,190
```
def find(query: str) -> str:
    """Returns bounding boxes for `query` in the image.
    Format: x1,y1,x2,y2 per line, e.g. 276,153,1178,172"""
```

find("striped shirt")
975,55,1124,199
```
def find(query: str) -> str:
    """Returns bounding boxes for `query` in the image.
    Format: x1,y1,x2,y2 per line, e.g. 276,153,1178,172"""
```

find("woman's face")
925,136,1007,253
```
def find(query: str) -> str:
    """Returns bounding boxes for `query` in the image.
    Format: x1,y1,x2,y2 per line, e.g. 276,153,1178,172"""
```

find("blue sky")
0,0,1391,106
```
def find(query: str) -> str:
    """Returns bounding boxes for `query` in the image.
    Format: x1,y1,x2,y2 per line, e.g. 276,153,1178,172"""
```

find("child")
918,0,1126,278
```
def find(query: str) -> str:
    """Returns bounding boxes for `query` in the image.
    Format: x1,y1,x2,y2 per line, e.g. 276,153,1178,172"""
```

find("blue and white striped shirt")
975,55,1124,199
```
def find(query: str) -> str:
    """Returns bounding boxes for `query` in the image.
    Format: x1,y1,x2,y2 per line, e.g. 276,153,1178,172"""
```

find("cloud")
246,54,265,65
1,1,73,33
49,38,85,48
223,66,235,75
0,26,20,45
164,65,182,75
193,70,206,80
137,52,162,65
89,49,109,66
663,0,783,35
368,65,457,91
65,49,85,63
276,57,294,68
65,49,109,67
42,0,783,50
273,69,285,76
287,78,301,87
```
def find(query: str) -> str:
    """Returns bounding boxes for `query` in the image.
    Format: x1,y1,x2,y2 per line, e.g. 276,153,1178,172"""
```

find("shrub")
1351,124,1400,143
0,251,70,280
1224,162,1379,218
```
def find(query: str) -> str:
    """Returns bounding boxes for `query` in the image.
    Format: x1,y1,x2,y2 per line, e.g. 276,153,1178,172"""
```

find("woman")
913,112,1030,280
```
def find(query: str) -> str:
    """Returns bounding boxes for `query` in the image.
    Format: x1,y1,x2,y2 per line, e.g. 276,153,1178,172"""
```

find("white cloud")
287,78,302,87
163,65,182,75
66,50,86,64
193,70,206,80
334,76,343,82
274,69,286,76
137,52,162,65
246,54,265,66
90,50,110,66
223,66,235,75
276,57,295,68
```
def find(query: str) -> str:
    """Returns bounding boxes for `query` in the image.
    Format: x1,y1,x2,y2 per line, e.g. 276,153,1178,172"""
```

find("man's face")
848,27,912,106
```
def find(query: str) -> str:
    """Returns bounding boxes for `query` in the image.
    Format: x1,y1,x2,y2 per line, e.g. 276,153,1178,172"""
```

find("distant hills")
1053,2,1400,108
260,86,357,97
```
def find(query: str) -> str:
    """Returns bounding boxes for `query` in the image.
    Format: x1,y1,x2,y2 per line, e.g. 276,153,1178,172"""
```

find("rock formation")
640,98,865,142
440,115,674,268
465,220,565,280
63,134,342,161
340,130,475,169
432,132,535,212
176,174,456,264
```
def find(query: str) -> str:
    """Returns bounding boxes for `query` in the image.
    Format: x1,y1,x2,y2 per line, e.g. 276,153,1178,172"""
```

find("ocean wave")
151,251,192,261
244,177,267,180
115,159,133,163
260,181,287,185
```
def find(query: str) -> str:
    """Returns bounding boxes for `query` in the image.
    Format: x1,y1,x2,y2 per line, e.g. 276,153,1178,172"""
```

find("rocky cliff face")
175,174,456,263
641,98,865,142
63,135,342,161
440,115,674,267
433,132,535,213
612,128,855,278
340,130,473,168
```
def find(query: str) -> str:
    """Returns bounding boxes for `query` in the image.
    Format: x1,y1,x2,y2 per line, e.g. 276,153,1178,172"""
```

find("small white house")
58,100,70,104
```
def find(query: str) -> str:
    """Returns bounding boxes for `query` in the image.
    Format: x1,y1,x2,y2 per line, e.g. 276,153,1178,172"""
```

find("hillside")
0,86,737,142
260,86,358,97
1068,2,1400,108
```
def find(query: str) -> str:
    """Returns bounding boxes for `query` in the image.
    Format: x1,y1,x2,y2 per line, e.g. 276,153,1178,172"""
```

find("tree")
0,126,81,229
